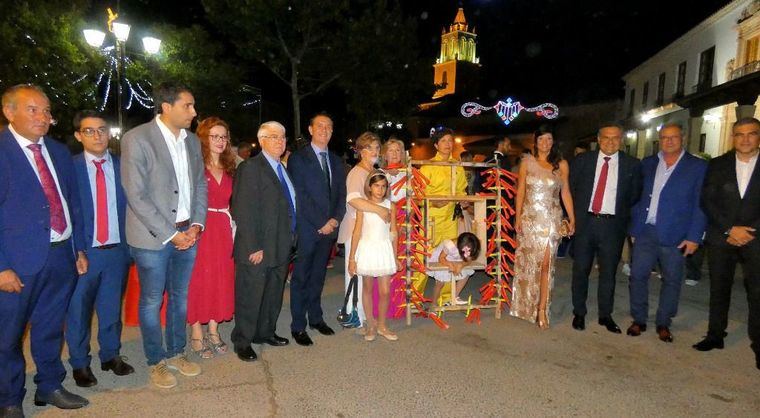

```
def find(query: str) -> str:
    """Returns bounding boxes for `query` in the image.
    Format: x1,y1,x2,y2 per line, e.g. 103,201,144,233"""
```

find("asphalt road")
21,256,760,417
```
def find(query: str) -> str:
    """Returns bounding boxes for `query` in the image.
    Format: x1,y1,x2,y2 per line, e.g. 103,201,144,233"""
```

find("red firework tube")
430,313,449,329
481,176,496,189
502,234,517,248
410,202,424,220
486,211,497,223
479,280,492,293
391,177,407,193
412,168,431,185
396,197,407,207
486,240,496,256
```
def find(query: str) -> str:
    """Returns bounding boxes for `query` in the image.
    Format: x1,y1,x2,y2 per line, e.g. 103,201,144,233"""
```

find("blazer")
629,152,707,246
701,150,760,246
286,144,346,248
231,153,295,267
120,120,207,250
73,153,130,259
0,128,85,275
570,150,642,234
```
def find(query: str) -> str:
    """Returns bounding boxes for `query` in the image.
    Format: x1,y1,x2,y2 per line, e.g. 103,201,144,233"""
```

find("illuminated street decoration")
460,98,559,127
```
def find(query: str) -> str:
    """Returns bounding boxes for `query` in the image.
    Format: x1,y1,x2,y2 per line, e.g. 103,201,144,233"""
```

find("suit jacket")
701,150,760,246
231,153,294,267
73,152,130,260
0,128,85,275
570,150,642,234
629,152,707,246
120,120,207,250
286,145,346,248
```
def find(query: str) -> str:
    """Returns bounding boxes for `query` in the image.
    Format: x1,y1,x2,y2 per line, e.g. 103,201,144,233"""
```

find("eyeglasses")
261,135,287,142
209,134,229,142
80,127,109,138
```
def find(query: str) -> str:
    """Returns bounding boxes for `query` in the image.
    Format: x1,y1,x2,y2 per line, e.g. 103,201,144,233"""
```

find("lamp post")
83,8,161,141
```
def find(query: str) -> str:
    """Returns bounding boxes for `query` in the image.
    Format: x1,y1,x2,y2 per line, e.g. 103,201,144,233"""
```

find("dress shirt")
262,151,297,213
84,151,120,246
155,115,191,223
9,124,72,242
646,150,684,225
587,151,619,215
310,142,332,182
736,152,759,199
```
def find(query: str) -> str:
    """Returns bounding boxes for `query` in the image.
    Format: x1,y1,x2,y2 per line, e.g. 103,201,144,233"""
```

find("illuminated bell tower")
433,7,481,99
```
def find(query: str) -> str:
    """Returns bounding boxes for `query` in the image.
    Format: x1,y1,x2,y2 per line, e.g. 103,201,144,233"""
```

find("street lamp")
83,8,161,141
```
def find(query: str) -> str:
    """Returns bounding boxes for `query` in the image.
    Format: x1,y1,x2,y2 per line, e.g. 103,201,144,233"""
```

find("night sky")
96,0,733,107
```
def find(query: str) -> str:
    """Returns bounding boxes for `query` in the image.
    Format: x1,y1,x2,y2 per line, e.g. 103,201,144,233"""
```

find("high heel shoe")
537,309,549,330
190,338,214,359
206,333,228,354
377,327,398,341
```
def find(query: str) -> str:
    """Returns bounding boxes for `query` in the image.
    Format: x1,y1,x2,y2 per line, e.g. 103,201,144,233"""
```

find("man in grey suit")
120,83,207,389
231,121,296,362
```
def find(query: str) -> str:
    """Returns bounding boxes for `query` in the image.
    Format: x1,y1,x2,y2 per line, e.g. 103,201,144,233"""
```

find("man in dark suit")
287,113,346,346
65,111,134,388
570,122,641,333
231,121,296,362
693,117,760,371
120,83,207,388
626,123,707,342
0,85,89,416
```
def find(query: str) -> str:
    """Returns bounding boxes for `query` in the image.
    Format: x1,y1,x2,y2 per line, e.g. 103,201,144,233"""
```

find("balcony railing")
730,60,760,80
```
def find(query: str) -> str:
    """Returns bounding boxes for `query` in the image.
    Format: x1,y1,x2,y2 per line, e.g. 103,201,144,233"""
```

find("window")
642,82,649,107
697,46,715,91
676,61,687,97
442,71,448,86
699,133,706,153
656,72,666,105
628,89,636,117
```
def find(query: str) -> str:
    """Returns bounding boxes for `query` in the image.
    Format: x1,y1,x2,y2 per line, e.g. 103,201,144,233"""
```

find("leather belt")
50,238,70,248
95,244,119,250
175,220,190,229
588,212,615,219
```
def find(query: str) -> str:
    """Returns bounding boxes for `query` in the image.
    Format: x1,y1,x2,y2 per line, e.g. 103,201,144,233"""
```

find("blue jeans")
629,225,685,327
130,243,197,366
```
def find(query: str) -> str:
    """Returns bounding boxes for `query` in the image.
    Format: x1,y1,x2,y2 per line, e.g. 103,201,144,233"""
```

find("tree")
203,0,427,141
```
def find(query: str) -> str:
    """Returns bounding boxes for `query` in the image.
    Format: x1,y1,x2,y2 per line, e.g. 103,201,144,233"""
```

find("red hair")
196,116,236,176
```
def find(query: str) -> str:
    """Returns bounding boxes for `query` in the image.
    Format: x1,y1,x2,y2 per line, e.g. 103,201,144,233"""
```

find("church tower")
432,7,481,99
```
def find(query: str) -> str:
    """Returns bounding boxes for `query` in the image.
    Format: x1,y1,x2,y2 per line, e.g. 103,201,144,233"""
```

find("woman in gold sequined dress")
510,126,575,329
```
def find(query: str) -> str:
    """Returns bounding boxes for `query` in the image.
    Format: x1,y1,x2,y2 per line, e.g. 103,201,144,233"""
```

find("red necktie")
93,159,109,244
591,156,611,214
27,144,67,234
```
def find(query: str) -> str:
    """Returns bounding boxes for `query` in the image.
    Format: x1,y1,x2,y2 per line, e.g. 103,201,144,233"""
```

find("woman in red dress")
187,117,236,358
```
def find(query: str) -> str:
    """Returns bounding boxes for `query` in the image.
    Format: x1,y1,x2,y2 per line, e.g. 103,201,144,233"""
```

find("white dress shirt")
646,150,684,225
736,152,759,199
588,151,619,215
155,115,192,223
84,151,121,246
310,142,332,183
9,124,72,242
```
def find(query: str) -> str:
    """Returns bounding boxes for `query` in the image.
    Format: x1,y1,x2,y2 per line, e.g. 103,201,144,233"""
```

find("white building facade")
621,0,760,158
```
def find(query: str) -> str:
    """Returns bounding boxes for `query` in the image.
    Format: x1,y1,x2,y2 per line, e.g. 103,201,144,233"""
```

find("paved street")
23,256,760,417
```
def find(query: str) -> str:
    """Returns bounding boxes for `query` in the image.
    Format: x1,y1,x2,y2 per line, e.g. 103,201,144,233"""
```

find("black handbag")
337,274,361,328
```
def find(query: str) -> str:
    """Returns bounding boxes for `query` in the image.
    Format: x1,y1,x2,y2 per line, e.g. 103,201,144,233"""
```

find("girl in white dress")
348,170,402,341
430,232,481,306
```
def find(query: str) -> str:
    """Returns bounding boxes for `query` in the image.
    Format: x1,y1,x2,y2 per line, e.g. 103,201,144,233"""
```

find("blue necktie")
277,163,296,233
319,151,331,195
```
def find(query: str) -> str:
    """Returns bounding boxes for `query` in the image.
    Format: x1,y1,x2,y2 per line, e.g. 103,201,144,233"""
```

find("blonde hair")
381,137,406,166
355,131,380,153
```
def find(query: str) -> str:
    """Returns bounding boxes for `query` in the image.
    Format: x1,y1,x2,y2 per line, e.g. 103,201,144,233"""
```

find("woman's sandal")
377,327,398,341
190,338,214,359
206,333,228,354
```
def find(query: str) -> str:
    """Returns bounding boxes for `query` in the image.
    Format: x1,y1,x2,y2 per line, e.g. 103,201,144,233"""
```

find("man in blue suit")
627,123,707,342
65,111,134,388
0,85,89,417
287,113,346,346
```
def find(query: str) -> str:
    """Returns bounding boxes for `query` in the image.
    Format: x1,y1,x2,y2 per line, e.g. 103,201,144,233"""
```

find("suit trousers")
706,241,760,355
0,244,77,407
628,225,685,327
290,236,334,332
572,216,626,318
65,247,130,370
231,261,288,348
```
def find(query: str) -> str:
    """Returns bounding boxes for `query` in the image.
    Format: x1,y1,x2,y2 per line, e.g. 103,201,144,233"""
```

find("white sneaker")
685,279,699,286
454,297,468,306
150,360,177,389
621,264,631,276
166,353,201,377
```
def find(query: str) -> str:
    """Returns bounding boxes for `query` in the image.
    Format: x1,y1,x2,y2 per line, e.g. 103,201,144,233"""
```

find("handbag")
559,218,572,238
337,274,361,328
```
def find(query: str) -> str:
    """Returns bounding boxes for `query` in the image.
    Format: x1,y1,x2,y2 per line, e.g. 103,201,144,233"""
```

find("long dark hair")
532,125,561,172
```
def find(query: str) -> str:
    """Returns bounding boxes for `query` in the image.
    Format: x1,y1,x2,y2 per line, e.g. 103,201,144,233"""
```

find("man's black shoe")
235,346,258,362
292,330,314,346
572,314,585,331
692,336,724,351
308,322,335,336
72,367,97,388
33,388,88,409
101,356,135,376
598,317,622,334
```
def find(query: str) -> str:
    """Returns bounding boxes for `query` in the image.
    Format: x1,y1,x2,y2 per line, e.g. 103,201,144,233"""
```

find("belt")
50,238,70,248
175,220,190,229
94,244,119,250
588,212,615,219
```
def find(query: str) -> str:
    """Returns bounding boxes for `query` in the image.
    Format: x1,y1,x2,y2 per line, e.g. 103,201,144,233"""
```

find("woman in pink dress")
187,117,236,358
